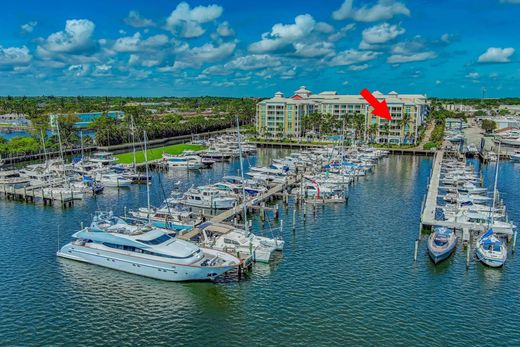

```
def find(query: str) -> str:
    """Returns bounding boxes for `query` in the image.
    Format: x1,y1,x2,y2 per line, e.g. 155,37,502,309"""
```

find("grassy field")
115,143,205,164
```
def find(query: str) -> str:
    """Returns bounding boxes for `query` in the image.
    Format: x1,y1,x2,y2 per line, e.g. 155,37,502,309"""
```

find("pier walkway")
420,150,513,237
1,179,76,206
421,150,444,227
178,177,297,241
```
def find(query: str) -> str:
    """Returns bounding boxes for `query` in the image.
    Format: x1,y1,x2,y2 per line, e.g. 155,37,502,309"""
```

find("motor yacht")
57,212,241,281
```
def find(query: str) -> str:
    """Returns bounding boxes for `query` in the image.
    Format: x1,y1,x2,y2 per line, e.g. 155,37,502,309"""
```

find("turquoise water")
0,151,519,346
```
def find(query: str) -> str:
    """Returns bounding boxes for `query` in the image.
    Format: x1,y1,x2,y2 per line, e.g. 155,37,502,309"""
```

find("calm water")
1,150,519,346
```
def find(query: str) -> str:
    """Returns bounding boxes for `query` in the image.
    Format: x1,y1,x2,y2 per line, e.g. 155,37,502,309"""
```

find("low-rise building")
0,113,31,126
256,86,429,144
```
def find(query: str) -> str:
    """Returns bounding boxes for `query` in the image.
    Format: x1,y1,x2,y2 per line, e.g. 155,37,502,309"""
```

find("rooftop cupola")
274,91,284,98
293,85,312,98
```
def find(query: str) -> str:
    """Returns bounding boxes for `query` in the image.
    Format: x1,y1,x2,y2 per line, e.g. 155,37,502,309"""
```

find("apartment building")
256,86,429,144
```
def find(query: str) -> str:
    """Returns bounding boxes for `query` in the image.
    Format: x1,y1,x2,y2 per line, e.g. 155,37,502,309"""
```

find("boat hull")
57,243,237,281
475,247,506,267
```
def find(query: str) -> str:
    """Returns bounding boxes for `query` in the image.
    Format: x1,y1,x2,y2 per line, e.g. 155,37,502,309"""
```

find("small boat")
199,222,284,263
163,154,204,170
475,229,507,267
95,172,132,188
89,152,118,166
128,206,202,231
175,186,238,209
427,227,458,264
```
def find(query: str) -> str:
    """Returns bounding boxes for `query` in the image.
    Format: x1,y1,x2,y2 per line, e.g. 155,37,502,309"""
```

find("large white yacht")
57,212,241,281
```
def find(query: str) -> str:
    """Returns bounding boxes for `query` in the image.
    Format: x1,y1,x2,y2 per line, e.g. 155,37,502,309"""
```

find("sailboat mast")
40,129,48,163
490,142,501,225
143,130,151,223
131,115,137,171
236,116,249,235
55,119,67,181
80,130,84,159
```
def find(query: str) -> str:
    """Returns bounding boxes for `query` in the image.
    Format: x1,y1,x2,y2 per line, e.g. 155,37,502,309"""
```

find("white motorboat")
57,212,241,281
163,154,204,170
128,206,202,231
175,186,238,209
89,152,118,166
95,172,132,188
199,222,284,263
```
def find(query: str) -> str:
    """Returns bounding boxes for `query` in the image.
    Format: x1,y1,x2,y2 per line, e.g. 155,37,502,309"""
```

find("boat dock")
178,177,298,241
0,181,77,207
419,150,513,238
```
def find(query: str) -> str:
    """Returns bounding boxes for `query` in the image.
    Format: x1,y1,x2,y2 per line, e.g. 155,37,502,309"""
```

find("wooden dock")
419,150,513,238
1,181,76,207
421,150,444,227
178,177,298,241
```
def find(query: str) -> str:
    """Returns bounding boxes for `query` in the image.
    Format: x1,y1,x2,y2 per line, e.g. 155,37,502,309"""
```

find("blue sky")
0,0,518,97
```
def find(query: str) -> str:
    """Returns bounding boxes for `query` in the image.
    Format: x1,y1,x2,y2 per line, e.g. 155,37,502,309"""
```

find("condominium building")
256,86,429,144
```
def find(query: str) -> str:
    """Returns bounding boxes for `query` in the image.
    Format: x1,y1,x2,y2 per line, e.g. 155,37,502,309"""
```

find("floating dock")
420,150,512,238
0,181,76,207
178,177,298,241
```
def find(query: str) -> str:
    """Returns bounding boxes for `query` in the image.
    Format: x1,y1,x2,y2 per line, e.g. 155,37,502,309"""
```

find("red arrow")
360,88,392,120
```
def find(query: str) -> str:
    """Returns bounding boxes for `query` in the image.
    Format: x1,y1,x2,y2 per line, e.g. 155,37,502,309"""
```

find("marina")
2,148,520,345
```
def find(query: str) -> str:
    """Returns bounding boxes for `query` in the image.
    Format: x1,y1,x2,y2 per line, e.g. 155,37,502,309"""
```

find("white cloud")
328,24,356,42
38,19,96,54
21,21,37,34
386,39,437,64
387,51,437,64
466,72,480,79
435,80,442,85
224,54,281,71
67,64,90,77
348,63,369,71
217,21,235,37
248,14,316,53
112,32,168,53
165,2,223,38
294,41,335,58
440,33,454,43
477,47,515,63
360,23,404,48
329,49,380,66
332,0,410,22
315,22,334,33
124,10,155,28
161,41,236,71
0,46,32,66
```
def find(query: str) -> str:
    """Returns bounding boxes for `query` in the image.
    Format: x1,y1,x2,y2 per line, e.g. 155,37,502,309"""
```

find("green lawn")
115,143,205,164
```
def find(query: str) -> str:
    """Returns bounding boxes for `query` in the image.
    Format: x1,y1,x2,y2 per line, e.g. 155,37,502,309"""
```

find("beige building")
256,86,429,144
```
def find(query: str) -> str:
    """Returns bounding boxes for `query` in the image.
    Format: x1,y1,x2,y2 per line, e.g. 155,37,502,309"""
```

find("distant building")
441,103,477,113
446,118,467,131
484,117,520,130
256,86,429,145
49,111,125,128
0,113,31,126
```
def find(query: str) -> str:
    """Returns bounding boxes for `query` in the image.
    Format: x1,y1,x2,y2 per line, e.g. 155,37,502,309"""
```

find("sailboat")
475,229,507,267
475,143,510,267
